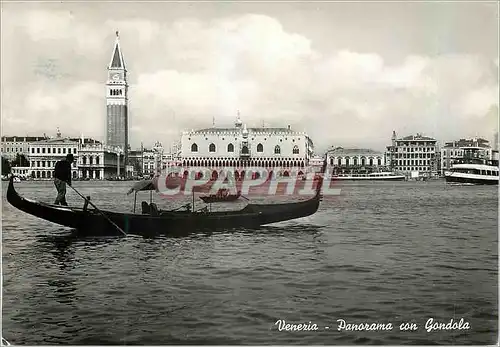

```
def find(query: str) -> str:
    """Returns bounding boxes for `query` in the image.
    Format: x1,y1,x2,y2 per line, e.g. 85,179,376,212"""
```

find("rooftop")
398,134,436,141
326,147,383,155
189,127,298,134
442,138,490,148
2,136,48,142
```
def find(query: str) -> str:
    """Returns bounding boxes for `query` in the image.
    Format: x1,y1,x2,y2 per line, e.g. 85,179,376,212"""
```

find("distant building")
440,137,493,175
326,147,386,175
180,113,314,178
1,135,48,161
26,130,125,180
386,131,438,176
78,142,125,179
128,141,181,177
27,131,79,179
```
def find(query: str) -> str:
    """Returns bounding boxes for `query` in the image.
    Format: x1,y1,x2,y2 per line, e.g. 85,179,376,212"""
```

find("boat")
200,189,241,203
445,163,499,185
444,147,499,185
331,171,405,181
6,160,326,237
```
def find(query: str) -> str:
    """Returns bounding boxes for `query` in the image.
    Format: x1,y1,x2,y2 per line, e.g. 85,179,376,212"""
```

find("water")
2,180,498,345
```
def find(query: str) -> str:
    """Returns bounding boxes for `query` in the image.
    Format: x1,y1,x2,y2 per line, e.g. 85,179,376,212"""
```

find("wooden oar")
240,195,250,201
67,184,127,237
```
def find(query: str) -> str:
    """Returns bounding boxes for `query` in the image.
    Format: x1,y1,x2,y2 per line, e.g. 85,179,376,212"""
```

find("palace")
180,114,314,176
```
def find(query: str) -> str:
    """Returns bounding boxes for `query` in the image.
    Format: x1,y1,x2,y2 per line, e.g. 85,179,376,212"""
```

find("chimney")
287,125,291,130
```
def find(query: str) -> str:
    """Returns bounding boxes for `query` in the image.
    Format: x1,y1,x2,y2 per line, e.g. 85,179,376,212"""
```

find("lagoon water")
1,180,498,344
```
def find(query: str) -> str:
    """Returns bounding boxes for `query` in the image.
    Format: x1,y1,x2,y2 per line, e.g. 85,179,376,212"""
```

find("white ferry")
331,172,405,181
444,163,499,185
444,146,499,185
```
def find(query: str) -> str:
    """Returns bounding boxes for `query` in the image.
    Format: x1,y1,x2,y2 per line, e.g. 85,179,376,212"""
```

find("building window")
227,143,234,152
274,145,281,154
209,143,216,152
47,148,51,153
63,148,66,154
191,143,198,152
292,145,299,154
37,148,40,153
42,148,46,153
257,143,263,152
58,148,61,154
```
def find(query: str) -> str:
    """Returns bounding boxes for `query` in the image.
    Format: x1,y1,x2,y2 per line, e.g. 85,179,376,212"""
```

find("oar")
240,195,250,201
67,184,127,237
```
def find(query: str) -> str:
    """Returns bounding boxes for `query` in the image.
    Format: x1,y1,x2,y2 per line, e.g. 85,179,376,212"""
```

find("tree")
2,157,11,176
12,153,29,167
132,159,142,175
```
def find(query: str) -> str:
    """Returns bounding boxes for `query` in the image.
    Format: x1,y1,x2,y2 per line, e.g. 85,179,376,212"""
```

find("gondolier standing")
53,154,74,205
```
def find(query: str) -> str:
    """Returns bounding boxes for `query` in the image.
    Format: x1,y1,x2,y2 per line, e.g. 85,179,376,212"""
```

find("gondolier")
53,154,74,205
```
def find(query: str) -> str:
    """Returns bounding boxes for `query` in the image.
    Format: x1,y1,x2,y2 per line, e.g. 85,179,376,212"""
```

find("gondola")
200,189,241,203
6,162,326,237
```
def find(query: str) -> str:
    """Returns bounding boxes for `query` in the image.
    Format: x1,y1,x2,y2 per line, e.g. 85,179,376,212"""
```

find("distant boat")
445,164,498,185
200,189,241,203
331,172,405,181
444,147,499,185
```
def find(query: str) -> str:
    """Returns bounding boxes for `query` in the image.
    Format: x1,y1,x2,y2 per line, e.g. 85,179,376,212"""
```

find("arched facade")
179,117,314,177
326,147,386,175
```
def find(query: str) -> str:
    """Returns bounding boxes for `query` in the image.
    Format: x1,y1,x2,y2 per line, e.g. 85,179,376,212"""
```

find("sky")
1,1,498,153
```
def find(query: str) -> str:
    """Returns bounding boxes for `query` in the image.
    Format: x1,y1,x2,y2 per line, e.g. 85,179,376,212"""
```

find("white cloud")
1,8,498,151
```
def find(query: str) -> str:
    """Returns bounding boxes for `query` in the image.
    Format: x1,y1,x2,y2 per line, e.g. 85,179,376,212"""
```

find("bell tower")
106,31,129,166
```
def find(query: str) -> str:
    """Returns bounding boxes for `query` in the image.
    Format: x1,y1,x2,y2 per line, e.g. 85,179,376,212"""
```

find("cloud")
1,7,498,152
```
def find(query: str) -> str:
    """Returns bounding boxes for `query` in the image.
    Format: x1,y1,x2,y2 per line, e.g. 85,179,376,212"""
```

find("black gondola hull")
6,177,321,237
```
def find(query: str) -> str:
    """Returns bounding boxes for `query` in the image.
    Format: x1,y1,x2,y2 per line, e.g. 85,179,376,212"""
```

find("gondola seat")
150,203,160,216
141,201,150,214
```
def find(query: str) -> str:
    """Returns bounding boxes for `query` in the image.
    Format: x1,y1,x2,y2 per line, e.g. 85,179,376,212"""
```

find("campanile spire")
108,30,126,70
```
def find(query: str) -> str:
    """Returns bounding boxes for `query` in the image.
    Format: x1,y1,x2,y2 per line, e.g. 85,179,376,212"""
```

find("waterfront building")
128,141,181,177
10,166,30,179
180,113,314,178
106,31,129,165
1,135,47,161
27,131,79,179
440,137,492,175
26,130,125,180
385,131,438,177
326,147,386,175
78,142,125,179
